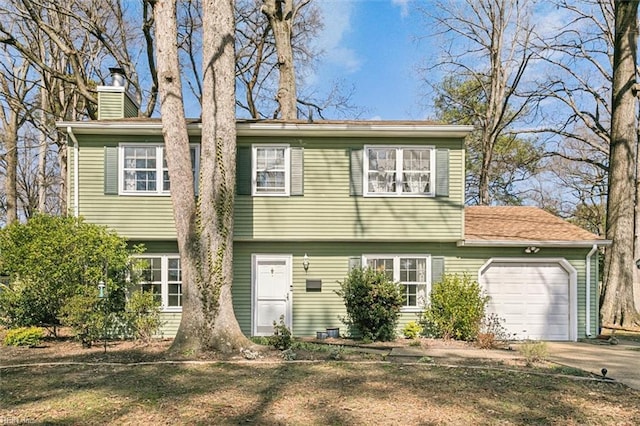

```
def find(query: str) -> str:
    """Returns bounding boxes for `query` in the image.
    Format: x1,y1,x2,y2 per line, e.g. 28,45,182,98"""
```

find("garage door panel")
481,262,570,341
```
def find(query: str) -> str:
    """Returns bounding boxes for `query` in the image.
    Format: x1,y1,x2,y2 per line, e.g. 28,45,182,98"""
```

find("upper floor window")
252,145,290,196
119,144,199,195
364,254,430,311
364,146,434,196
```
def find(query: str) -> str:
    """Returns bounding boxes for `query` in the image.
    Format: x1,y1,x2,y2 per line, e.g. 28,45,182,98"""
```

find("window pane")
405,284,417,307
399,258,426,282
123,147,158,192
168,284,182,307
366,258,394,280
255,147,287,193
367,148,396,193
168,258,181,282
402,149,431,193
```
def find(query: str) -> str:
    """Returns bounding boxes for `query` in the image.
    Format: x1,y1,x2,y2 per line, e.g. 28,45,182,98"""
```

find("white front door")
252,255,292,336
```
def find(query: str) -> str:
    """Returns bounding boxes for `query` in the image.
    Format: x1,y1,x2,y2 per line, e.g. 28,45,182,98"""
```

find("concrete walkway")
545,341,640,390
388,340,640,390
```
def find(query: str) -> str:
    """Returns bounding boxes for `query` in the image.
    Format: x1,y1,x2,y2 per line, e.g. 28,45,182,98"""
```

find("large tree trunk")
154,0,251,354
262,0,297,120
601,0,640,328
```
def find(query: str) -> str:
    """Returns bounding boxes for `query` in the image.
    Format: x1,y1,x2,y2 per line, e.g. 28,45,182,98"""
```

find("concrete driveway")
546,341,640,390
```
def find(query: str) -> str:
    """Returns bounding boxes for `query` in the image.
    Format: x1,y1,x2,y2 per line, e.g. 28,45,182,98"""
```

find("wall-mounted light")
98,280,106,298
524,246,540,254
302,253,310,271
635,259,640,269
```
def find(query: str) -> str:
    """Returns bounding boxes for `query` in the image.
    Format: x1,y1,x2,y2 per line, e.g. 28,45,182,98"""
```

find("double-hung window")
252,144,290,196
364,146,434,196
364,255,430,311
119,144,200,195
136,255,182,311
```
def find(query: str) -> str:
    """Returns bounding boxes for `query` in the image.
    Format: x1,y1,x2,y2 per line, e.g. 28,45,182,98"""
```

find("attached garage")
479,258,577,341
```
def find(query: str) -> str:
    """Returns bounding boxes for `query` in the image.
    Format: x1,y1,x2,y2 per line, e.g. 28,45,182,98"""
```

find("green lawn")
2,361,640,425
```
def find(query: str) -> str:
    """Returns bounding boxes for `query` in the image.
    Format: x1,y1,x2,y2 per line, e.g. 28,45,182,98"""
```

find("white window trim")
363,145,436,197
251,144,290,197
135,254,182,313
118,143,200,196
362,254,431,312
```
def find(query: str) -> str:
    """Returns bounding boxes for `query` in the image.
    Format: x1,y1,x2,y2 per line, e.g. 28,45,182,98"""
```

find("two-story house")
56,80,609,342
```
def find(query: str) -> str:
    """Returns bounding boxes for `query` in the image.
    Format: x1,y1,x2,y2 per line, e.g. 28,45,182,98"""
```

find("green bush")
0,215,138,334
403,321,423,339
269,315,292,350
58,288,112,347
336,267,404,341
4,326,45,347
420,274,489,341
124,290,163,343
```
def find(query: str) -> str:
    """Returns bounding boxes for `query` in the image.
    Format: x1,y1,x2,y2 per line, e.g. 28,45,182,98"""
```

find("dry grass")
1,338,640,425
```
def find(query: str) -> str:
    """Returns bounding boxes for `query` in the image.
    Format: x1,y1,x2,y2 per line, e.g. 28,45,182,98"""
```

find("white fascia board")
56,121,169,136
236,122,475,138
457,239,612,248
56,121,474,139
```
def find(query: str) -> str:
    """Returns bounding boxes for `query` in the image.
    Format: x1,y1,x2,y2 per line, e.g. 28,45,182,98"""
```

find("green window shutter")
350,148,363,196
290,147,304,196
435,148,449,197
348,256,362,271
104,146,118,195
236,146,251,195
431,257,445,284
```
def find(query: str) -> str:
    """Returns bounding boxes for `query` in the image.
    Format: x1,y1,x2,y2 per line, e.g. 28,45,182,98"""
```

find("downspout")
585,244,598,338
67,127,80,217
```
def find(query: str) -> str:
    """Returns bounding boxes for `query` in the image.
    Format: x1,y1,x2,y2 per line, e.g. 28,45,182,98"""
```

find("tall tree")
0,50,32,224
422,0,538,205
433,76,541,205
154,0,252,354
261,0,304,119
524,0,612,234
601,0,640,328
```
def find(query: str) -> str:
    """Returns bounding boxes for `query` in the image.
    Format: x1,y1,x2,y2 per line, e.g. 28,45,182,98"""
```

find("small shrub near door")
336,267,404,341
420,274,489,341
403,321,423,339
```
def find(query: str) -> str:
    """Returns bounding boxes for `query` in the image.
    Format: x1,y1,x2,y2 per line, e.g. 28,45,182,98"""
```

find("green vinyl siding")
123,95,138,118
74,134,465,241
234,137,465,241
97,90,138,119
138,240,595,340
75,136,177,239
97,92,124,120
158,312,181,338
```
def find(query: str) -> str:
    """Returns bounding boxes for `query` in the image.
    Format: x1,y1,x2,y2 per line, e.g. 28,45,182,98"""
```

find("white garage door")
480,261,570,341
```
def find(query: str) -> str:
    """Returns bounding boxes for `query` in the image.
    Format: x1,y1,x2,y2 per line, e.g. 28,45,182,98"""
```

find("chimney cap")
109,67,126,87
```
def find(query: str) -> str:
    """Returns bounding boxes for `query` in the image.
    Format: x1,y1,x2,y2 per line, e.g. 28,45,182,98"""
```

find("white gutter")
67,127,80,217
585,244,598,337
56,121,475,139
457,239,612,248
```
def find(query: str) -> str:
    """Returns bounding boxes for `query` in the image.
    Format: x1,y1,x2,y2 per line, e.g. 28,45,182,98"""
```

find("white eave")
458,239,612,248
56,120,474,138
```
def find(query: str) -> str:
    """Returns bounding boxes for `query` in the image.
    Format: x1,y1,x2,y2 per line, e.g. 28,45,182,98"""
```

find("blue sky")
310,0,430,120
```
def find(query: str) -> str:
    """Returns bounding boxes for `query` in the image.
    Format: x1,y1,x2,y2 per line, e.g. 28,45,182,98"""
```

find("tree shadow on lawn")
2,361,639,425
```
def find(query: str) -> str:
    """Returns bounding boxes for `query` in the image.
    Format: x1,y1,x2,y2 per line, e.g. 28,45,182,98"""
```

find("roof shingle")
465,206,602,242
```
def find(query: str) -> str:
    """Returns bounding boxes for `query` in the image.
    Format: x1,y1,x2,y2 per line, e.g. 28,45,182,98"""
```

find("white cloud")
313,1,361,74
392,0,410,18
